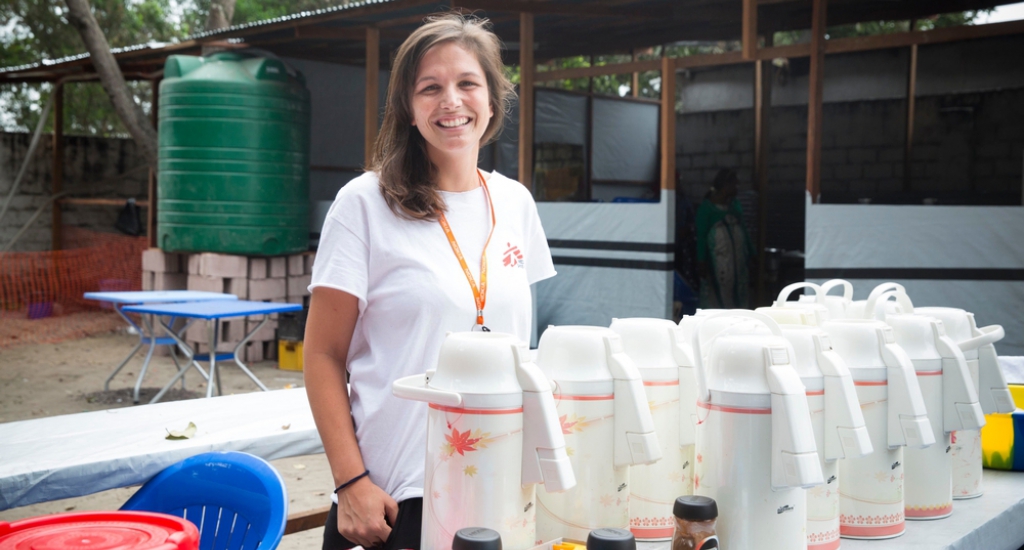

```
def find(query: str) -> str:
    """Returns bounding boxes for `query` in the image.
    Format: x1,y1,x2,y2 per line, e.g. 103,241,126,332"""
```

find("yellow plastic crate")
981,384,1024,470
278,340,303,372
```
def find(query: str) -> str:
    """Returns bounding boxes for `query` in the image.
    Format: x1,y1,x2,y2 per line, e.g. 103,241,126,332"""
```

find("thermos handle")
957,323,1005,351
932,324,985,432
819,279,854,303
967,316,1014,414
513,344,576,492
605,335,662,467
868,282,906,302
391,375,463,407
816,339,872,460
877,327,935,449
766,351,824,489
774,282,821,306
672,325,699,447
864,289,914,320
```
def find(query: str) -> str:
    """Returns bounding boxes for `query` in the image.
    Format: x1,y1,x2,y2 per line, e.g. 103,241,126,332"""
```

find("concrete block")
226,277,248,299
265,340,278,361
287,254,305,276
247,318,278,342
835,163,860,179
142,271,155,291
977,141,1010,159
186,319,229,343
995,160,1020,177
973,162,994,178
154,272,188,291
285,295,304,305
249,278,286,301
863,164,892,180
822,149,846,165
848,148,877,164
287,274,312,297
713,153,740,167
691,154,713,168
188,274,225,294
249,258,268,280
878,148,904,163
269,257,287,278
304,253,315,274
141,249,180,273
187,254,201,275
199,253,248,278
245,341,264,363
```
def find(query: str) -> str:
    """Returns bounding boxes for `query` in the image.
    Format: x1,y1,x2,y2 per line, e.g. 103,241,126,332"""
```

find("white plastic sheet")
0,388,322,511
806,196,1024,355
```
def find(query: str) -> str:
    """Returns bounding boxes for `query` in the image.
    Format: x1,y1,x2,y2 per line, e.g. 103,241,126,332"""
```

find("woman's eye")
460,81,479,88
419,85,439,93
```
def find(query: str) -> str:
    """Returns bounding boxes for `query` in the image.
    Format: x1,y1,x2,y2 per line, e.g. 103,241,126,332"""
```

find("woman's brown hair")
371,13,515,220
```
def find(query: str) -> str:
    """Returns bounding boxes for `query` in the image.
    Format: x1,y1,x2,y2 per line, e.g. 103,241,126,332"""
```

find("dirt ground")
0,322,330,549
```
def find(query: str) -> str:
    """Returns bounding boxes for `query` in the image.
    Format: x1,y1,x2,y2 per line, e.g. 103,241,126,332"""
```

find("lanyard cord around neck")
437,170,496,327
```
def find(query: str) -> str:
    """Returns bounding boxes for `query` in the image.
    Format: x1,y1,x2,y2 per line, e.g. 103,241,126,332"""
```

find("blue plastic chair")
121,452,288,550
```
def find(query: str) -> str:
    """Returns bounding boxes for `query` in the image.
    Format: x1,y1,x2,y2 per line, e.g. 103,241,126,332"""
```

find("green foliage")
774,10,991,45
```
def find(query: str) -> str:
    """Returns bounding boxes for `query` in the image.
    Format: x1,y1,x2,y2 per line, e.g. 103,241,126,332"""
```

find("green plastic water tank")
157,52,310,255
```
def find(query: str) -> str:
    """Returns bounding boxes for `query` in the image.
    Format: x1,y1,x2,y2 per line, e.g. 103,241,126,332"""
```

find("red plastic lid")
0,511,199,550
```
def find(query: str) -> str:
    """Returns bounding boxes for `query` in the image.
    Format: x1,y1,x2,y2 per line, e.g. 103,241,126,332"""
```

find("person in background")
302,13,555,550
696,168,754,309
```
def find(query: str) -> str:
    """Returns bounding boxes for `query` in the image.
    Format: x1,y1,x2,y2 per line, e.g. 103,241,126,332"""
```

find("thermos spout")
815,336,873,460
514,345,576,492
879,327,935,449
605,336,662,467
767,347,824,489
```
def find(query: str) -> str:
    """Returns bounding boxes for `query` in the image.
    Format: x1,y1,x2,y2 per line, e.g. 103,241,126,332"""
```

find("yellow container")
278,340,303,371
981,384,1024,470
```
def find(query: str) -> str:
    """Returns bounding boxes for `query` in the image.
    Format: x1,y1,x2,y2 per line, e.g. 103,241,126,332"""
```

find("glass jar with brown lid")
671,495,718,550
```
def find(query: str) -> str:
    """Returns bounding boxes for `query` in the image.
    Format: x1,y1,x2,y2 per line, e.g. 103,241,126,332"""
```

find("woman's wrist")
334,469,370,494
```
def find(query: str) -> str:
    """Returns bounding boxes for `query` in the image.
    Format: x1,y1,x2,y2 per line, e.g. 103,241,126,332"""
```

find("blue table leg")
232,314,271,392
148,318,210,405
207,319,219,399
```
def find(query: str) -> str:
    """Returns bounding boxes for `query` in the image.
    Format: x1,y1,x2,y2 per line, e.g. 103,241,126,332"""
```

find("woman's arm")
304,286,398,547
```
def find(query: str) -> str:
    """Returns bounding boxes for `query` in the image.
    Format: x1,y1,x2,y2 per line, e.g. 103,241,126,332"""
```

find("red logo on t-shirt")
503,243,524,268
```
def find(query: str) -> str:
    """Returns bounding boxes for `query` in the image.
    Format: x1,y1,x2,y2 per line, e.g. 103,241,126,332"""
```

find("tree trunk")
64,0,158,167
205,0,237,31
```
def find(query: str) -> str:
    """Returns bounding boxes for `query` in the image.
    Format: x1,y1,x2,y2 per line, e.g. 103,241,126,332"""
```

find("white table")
0,388,322,511
634,470,1024,550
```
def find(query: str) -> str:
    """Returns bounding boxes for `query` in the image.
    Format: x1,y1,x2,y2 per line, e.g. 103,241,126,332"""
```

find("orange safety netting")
0,227,147,349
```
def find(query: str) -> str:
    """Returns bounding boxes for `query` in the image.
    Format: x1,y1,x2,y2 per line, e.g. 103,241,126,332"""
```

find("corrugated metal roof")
0,0,398,74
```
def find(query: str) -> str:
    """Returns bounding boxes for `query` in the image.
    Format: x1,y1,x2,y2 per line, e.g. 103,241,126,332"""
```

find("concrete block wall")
140,249,313,364
675,87,1024,252
0,132,149,252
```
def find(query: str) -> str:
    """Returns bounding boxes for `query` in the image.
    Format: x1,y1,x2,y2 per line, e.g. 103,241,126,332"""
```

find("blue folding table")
121,300,303,403
83,291,238,404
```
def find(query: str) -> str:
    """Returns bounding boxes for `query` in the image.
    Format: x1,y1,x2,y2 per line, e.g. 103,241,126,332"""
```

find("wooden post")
365,26,380,168
805,0,827,203
742,0,758,60
904,43,918,192
52,83,64,251
149,78,160,248
518,12,534,188
754,35,772,305
660,55,676,191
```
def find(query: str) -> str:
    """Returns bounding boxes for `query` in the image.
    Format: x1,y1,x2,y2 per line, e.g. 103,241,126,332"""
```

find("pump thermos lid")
586,528,636,549
674,495,719,522
452,527,502,550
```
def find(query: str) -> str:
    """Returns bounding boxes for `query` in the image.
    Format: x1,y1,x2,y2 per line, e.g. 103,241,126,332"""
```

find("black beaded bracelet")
334,470,370,494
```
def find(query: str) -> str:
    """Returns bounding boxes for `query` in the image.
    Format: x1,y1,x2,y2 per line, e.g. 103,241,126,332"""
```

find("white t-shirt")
309,170,556,503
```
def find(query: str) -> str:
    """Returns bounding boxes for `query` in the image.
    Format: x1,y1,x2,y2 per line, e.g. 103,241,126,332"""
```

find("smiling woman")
302,13,555,550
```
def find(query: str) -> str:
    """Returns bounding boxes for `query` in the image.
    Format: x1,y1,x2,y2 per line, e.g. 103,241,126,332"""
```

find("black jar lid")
586,527,636,550
673,495,718,521
452,527,502,550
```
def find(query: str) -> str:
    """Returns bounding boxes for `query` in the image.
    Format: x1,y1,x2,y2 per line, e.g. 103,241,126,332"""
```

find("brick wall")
0,132,149,252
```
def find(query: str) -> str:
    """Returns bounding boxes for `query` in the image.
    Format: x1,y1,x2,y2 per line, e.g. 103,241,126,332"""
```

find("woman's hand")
335,476,399,548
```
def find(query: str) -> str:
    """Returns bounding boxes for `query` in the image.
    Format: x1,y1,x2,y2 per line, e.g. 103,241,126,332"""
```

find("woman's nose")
440,85,461,109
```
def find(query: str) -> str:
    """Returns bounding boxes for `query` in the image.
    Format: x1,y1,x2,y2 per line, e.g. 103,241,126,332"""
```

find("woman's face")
410,41,493,163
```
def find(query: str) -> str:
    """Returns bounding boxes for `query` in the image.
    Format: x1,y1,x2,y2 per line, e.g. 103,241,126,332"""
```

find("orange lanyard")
438,170,496,328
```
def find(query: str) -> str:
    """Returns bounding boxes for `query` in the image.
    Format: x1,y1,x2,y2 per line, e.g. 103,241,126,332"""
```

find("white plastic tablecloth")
0,388,322,511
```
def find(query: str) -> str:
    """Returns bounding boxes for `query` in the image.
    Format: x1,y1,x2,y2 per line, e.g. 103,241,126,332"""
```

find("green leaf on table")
166,421,197,440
